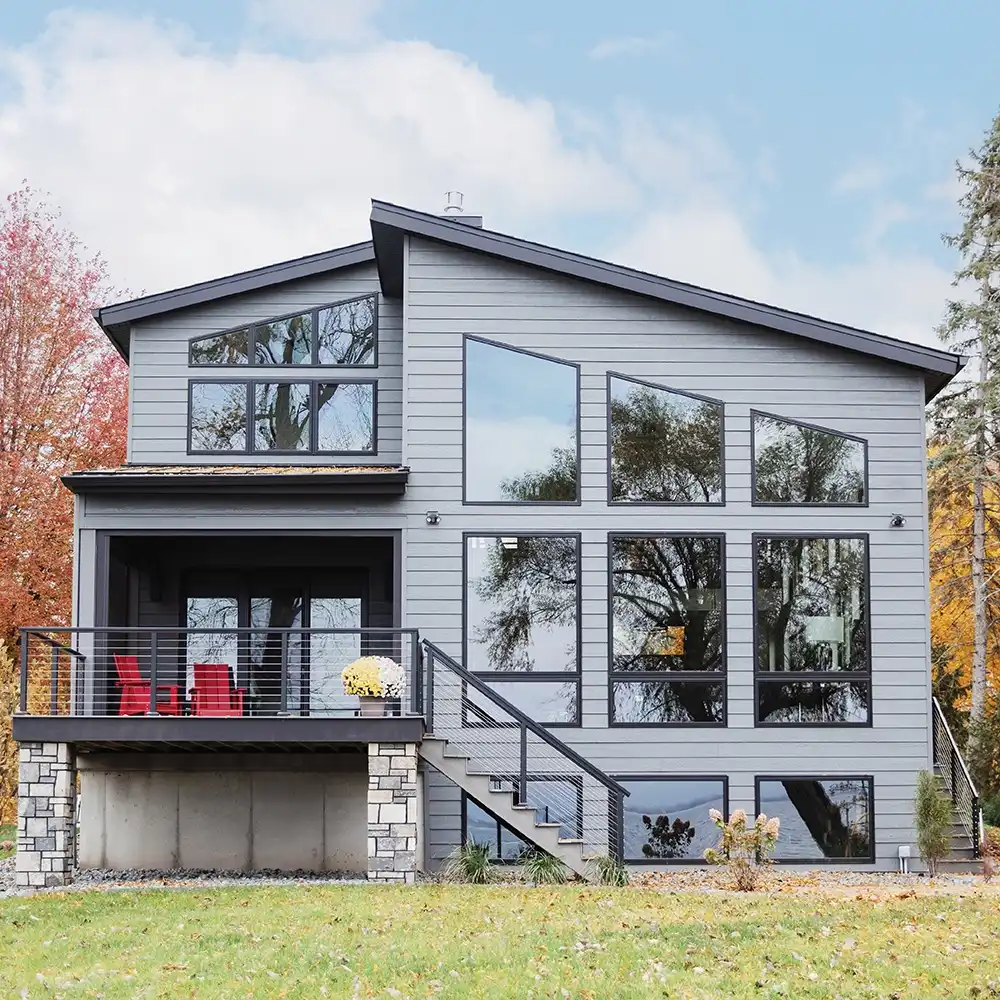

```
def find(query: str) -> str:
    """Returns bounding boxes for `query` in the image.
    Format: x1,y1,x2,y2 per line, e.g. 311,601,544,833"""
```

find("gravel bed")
0,857,14,896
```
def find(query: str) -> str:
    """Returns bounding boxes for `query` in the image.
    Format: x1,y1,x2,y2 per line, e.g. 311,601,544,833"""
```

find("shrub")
981,795,1000,829
587,853,630,887
704,808,780,891
520,849,570,885
442,841,494,884
967,696,1000,802
914,770,953,877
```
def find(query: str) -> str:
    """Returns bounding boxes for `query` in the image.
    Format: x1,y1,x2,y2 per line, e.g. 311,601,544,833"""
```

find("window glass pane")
254,312,312,365
464,798,500,858
620,779,725,861
465,338,578,502
610,376,723,503
466,535,578,673
317,383,374,452
753,413,866,504
308,598,363,716
611,535,724,673
759,778,873,860
254,383,311,451
249,591,304,715
467,681,578,725
758,680,870,724
317,296,376,365
185,597,239,694
190,329,249,365
612,680,724,724
190,382,247,452
492,777,582,840
755,536,868,672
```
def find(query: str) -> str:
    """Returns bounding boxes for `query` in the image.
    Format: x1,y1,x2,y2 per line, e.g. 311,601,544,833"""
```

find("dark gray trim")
461,531,582,728
188,293,378,369
462,335,582,506
607,532,728,728
754,774,876,864
184,377,378,458
64,467,407,497
12,713,424,746
95,531,111,630
749,409,869,508
94,241,376,359
606,371,726,507
613,774,729,865
752,532,873,728
370,200,964,401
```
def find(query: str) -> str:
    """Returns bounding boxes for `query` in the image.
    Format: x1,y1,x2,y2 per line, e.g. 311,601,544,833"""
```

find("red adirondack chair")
113,654,182,716
190,662,245,717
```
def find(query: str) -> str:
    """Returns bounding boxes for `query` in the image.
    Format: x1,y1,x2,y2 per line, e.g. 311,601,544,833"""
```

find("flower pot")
358,695,387,718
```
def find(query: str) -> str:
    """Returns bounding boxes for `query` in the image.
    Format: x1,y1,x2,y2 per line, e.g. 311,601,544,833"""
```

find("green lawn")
0,824,14,860
2,885,999,999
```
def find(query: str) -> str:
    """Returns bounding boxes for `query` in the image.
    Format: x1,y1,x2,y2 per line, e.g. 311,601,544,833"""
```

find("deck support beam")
367,742,418,883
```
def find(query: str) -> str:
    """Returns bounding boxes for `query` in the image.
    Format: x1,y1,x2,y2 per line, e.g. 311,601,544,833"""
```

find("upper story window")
463,336,579,504
189,379,375,455
752,411,867,505
608,374,724,504
754,534,871,726
188,295,377,367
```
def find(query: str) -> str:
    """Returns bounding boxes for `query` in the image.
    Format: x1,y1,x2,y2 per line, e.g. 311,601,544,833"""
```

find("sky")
1,0,998,348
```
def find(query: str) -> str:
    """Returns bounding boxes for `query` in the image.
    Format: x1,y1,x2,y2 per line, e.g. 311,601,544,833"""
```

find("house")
13,198,980,889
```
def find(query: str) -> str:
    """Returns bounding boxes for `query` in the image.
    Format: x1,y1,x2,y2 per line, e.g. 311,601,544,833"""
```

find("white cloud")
588,35,669,60
832,160,889,196
248,0,383,43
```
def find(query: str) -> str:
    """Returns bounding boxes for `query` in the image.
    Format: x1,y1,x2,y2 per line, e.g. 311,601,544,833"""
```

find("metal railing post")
146,631,160,715
425,646,435,733
278,632,289,716
19,630,29,713
49,646,60,716
409,637,421,715
973,798,981,857
519,725,528,803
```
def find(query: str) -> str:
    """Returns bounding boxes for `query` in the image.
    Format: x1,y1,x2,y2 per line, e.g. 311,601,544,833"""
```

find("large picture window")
752,411,867,505
609,534,726,725
754,535,871,725
617,777,727,863
463,337,579,504
189,295,377,367
188,380,375,455
464,533,580,725
608,374,724,504
756,777,874,862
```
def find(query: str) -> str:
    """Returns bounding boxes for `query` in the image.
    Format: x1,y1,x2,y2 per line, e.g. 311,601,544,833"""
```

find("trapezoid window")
752,411,867,505
609,534,726,725
464,533,580,725
608,374,724,504
754,535,871,725
188,294,377,368
757,777,874,861
464,337,579,503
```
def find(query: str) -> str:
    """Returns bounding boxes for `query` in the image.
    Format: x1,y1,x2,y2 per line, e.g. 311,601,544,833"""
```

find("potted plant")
341,656,405,717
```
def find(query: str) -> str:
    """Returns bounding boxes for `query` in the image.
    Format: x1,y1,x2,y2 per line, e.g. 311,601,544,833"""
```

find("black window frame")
614,774,729,865
462,531,582,729
606,372,726,507
187,293,379,368
754,774,876,864
186,377,378,457
608,532,728,728
753,532,873,728
750,409,868,508
462,335,582,506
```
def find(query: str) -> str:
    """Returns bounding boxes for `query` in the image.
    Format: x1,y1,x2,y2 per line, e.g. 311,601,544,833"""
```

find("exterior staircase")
932,698,983,873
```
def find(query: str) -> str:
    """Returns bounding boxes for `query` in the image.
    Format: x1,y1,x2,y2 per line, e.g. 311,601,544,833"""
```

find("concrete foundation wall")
78,752,368,872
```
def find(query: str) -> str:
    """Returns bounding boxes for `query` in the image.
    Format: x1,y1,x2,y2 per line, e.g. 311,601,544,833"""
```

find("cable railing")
932,696,981,858
421,640,629,860
18,627,422,719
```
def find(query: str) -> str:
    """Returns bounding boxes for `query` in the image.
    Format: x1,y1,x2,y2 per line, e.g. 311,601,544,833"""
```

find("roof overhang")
369,199,966,401
62,466,409,497
93,241,376,359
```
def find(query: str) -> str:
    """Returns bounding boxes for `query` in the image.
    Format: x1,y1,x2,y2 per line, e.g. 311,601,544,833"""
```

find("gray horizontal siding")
403,237,933,869
127,262,402,466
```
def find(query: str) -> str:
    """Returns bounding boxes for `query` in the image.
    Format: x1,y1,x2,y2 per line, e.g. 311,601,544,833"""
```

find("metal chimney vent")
443,191,464,215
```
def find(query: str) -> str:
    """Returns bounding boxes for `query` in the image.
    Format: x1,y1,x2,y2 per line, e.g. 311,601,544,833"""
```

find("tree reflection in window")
464,337,579,503
254,383,312,451
190,329,249,365
317,383,374,452
619,778,725,862
610,534,725,725
190,382,248,451
317,296,376,365
609,375,724,503
753,412,866,504
254,313,312,365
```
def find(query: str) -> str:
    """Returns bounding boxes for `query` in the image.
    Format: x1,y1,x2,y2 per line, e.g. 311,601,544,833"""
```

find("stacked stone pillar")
367,742,418,882
16,742,77,889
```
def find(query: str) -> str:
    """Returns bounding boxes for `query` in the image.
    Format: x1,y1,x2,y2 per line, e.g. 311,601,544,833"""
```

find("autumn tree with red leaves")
0,186,128,820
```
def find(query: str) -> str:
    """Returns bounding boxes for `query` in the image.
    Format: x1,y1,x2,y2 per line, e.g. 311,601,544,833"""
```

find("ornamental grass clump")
442,841,494,884
341,656,405,698
704,808,780,891
519,849,570,885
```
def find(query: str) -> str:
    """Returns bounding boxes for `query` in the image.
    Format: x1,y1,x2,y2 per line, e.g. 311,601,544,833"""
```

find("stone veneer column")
367,742,418,882
16,742,77,889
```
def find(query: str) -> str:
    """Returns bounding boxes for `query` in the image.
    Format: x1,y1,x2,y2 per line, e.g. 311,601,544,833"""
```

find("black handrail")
421,639,630,799
932,696,981,858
